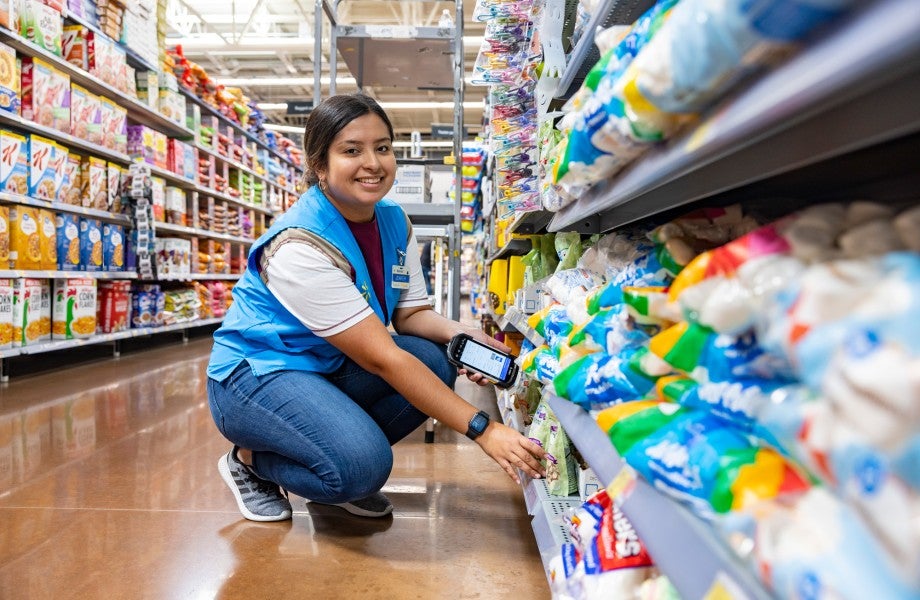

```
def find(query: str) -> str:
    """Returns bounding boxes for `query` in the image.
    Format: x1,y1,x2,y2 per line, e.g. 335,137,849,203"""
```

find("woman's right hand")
476,421,550,484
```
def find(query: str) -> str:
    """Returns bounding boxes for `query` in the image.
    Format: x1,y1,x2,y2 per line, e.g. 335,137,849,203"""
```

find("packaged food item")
69,83,98,142
102,223,124,271
52,278,96,339
150,176,165,222
62,24,87,70
106,162,122,212
0,278,12,349
53,213,77,271
0,205,8,265
59,152,81,205
27,134,56,200
154,237,191,276
9,206,41,270
48,64,69,133
78,217,102,271
38,209,56,270
0,130,29,195
12,277,43,346
164,186,185,225
80,156,106,209
0,0,17,30
97,280,129,334
0,41,19,115
131,284,162,328
37,278,50,340
19,0,62,56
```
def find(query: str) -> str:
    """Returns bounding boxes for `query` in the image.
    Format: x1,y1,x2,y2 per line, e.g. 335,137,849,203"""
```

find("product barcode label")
396,186,422,194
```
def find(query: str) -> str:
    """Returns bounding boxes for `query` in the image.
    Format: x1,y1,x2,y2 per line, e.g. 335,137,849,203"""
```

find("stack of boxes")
388,164,431,203
121,0,158,68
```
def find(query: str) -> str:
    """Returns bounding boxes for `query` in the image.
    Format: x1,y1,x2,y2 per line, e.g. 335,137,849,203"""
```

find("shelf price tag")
606,464,638,503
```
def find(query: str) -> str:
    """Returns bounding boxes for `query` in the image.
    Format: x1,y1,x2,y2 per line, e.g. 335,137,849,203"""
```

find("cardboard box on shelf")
0,278,12,349
12,277,42,346
0,41,20,115
52,278,96,340
0,130,29,195
38,209,56,271
80,156,106,210
388,164,430,203
9,206,40,270
55,212,80,271
78,217,102,271
19,0,62,56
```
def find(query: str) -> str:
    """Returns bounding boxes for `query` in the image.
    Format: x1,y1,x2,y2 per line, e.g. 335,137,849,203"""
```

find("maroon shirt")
345,218,387,315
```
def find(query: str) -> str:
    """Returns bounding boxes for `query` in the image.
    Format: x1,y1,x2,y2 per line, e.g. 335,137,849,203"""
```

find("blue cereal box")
102,223,124,271
78,217,102,271
0,131,28,195
56,212,80,270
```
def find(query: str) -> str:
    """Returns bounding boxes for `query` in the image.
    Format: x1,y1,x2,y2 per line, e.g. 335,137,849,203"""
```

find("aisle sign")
286,101,314,116
431,123,467,139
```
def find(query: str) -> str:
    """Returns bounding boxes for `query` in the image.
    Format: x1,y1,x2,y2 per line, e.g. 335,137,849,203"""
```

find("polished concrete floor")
0,336,549,599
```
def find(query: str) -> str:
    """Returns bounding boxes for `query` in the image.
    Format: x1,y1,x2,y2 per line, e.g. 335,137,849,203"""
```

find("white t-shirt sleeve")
264,242,374,337
397,231,433,309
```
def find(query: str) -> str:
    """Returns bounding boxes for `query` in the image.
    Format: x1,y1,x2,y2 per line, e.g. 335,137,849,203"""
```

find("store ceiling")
165,0,487,142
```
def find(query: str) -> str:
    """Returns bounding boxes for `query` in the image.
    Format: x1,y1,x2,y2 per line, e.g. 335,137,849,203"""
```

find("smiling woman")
206,93,549,523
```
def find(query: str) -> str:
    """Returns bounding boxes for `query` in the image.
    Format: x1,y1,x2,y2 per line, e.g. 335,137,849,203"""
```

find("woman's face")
319,112,396,222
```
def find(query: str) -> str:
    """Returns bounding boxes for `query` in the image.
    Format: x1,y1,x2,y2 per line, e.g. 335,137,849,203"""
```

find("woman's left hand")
456,327,512,386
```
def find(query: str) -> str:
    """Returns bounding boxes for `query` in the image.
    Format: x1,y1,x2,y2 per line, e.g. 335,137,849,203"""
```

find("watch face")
470,412,489,435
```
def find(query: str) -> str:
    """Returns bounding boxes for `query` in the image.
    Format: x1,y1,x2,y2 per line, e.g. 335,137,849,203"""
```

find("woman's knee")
324,445,393,501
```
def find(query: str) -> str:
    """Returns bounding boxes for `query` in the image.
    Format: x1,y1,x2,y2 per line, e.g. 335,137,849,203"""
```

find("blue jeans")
207,335,457,503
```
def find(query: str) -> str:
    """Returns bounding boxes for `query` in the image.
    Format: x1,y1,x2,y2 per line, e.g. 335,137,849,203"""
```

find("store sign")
286,100,314,115
431,123,467,139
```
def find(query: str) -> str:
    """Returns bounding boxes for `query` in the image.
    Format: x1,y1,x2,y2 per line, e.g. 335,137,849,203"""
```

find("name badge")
391,265,410,289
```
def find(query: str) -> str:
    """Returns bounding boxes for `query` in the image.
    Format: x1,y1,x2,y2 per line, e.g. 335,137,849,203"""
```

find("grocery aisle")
0,334,549,599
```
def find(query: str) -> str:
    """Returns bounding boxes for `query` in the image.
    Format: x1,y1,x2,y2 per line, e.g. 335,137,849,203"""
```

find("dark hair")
301,93,395,187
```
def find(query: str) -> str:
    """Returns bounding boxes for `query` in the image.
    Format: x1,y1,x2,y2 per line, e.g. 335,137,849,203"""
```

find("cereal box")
110,103,126,154
9,206,40,270
131,284,161,328
60,152,80,205
80,156,105,209
86,31,110,84
49,65,69,133
62,25,87,70
165,186,185,225
153,129,167,169
106,162,121,212
12,278,42,346
0,41,19,115
78,217,102,271
55,212,79,270
155,237,191,276
70,83,99,142
151,176,165,222
102,223,123,271
52,277,96,339
19,0,62,57
98,280,129,334
38,209,56,270
98,96,115,150
49,142,66,201
27,134,56,200
0,278,12,349
38,278,50,340
0,205,8,266
0,131,28,195
21,56,52,129
0,0,18,31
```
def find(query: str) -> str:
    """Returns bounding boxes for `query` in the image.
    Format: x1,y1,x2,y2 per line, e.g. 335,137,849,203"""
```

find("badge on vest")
392,265,410,289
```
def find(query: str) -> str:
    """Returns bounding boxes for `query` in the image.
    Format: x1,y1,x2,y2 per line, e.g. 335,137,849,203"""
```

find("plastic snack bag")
554,346,659,410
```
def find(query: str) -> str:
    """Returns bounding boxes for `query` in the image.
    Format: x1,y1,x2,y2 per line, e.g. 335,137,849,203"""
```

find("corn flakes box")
60,152,80,205
80,156,105,209
0,278,12,349
20,56,54,129
19,0,62,57
52,278,95,339
0,131,28,195
27,134,56,200
9,206,41,270
55,212,79,270
102,223,123,271
38,209,56,270
12,277,42,346
38,278,50,340
0,205,8,266
78,217,101,271
0,41,19,115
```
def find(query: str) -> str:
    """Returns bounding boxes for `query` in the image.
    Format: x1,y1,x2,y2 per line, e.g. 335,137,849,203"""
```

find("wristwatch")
465,410,491,440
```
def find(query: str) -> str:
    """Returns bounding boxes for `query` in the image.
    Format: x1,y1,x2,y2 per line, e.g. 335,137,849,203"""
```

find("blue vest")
208,186,409,381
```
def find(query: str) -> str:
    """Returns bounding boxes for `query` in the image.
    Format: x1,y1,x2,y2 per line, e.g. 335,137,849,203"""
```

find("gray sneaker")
218,447,292,522
331,492,393,518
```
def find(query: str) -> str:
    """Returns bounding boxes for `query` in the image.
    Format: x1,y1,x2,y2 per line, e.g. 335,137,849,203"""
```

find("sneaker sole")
218,454,292,522
330,501,393,518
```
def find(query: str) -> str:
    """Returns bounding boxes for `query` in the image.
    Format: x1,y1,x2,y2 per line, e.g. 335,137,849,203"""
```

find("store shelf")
0,109,134,165
144,273,242,282
0,192,132,225
153,221,254,245
546,393,772,600
485,238,531,265
400,203,456,226
0,27,194,139
508,210,553,235
179,88,302,171
0,270,136,279
549,0,920,234
553,0,656,99
64,12,159,74
4,317,223,359
530,495,580,586
195,143,299,196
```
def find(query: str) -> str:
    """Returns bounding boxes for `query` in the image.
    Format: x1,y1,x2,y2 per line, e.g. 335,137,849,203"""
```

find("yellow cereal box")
12,277,42,346
38,209,56,270
52,277,96,340
9,206,41,270
0,205,8,266
0,278,12,349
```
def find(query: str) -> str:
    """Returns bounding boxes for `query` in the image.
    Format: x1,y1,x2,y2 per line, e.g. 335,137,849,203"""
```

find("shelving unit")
485,238,531,265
